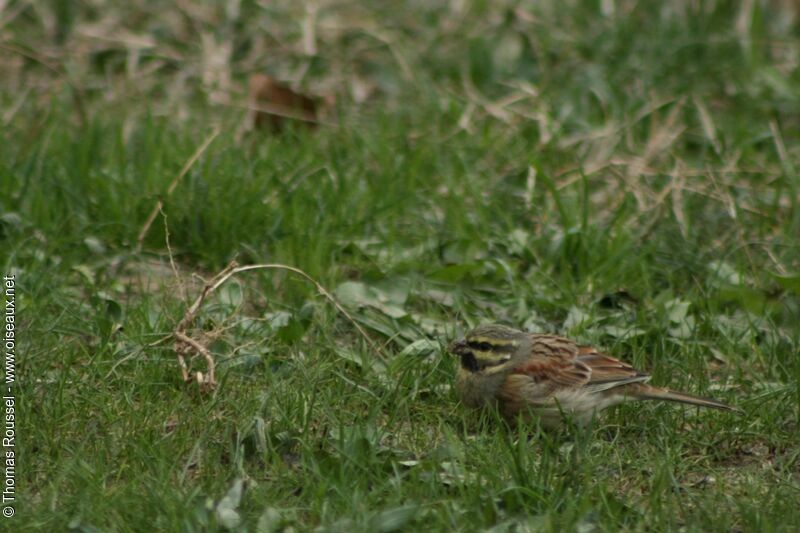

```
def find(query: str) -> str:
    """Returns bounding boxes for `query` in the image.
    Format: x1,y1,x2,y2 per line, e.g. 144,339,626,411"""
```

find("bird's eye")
468,341,494,351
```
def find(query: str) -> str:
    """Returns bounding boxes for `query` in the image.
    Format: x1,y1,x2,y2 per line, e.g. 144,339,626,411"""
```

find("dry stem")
172,260,382,391
135,129,220,253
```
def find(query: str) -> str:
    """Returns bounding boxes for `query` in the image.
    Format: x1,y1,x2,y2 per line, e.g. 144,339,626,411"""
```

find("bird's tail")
628,384,743,414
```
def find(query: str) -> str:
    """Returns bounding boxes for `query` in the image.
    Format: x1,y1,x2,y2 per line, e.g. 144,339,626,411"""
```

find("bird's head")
448,324,525,373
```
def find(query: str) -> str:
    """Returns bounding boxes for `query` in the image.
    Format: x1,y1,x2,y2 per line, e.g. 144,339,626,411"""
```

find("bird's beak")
448,339,467,355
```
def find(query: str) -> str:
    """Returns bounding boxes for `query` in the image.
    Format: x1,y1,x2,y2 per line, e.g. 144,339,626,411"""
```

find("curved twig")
172,260,383,391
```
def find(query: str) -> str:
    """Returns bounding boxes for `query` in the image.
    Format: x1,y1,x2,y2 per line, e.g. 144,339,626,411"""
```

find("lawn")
3,1,800,531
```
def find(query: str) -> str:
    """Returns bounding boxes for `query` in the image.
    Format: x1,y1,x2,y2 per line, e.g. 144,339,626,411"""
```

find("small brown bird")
449,324,741,428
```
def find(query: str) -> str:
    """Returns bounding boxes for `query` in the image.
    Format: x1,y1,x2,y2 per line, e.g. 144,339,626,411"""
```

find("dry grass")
5,1,800,530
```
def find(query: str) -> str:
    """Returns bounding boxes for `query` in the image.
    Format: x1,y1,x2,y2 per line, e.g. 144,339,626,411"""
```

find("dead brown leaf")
247,74,319,132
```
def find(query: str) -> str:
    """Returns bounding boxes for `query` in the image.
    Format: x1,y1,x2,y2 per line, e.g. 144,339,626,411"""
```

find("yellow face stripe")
474,351,511,363
465,344,515,366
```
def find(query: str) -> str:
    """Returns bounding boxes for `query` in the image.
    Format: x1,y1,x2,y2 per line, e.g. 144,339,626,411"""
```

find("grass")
4,0,800,530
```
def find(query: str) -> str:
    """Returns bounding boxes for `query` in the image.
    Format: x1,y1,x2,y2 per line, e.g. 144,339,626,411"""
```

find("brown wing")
576,346,650,389
510,335,589,388
511,336,648,392
511,357,592,388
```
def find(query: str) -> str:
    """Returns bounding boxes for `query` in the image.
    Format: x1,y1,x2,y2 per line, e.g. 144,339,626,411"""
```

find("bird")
448,324,741,429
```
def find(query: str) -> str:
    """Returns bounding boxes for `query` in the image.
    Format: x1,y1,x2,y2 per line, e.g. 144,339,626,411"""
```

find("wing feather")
511,338,649,393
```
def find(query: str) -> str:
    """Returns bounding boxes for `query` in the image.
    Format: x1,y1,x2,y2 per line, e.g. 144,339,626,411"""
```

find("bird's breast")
455,367,506,408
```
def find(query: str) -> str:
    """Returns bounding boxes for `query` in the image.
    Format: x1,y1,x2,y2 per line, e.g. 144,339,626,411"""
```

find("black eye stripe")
467,340,516,353
468,341,493,351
